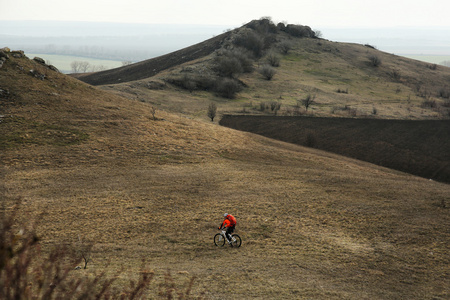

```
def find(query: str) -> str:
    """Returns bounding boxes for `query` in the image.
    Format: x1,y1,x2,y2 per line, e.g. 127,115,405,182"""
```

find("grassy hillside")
79,19,450,122
80,18,450,188
1,43,450,299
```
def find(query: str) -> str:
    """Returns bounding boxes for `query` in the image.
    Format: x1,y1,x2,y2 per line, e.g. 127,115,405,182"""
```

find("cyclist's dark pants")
226,226,235,241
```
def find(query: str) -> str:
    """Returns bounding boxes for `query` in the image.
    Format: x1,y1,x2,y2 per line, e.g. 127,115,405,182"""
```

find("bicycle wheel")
214,233,225,247
231,234,241,247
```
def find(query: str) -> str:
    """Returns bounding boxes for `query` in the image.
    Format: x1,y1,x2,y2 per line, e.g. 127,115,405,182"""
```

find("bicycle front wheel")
231,234,241,247
214,233,225,247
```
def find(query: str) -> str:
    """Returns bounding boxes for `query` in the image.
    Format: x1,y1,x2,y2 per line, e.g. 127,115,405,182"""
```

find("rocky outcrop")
0,47,10,69
33,56,59,72
0,48,60,74
33,56,46,65
11,50,25,58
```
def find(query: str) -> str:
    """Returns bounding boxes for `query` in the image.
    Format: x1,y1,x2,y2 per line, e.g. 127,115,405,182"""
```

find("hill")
1,41,450,299
72,30,233,85
73,18,450,184
76,18,450,121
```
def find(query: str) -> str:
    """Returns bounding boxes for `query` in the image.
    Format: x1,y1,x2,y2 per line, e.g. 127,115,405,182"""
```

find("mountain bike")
214,229,241,247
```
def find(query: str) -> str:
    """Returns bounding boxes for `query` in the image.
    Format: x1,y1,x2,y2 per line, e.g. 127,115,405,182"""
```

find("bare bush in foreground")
0,207,200,299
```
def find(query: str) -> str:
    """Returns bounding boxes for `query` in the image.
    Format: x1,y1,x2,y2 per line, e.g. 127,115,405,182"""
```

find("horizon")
2,0,450,28
2,20,450,61
2,0,449,59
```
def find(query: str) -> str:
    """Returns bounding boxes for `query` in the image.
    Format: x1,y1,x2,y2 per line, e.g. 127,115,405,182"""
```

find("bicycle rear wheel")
214,233,225,247
231,234,241,247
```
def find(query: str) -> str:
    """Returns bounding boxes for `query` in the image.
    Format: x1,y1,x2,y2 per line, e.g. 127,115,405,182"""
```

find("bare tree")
91,65,107,72
302,94,316,111
70,61,90,73
313,29,323,38
70,61,81,73
75,236,93,269
79,61,90,73
207,102,217,122
151,106,157,120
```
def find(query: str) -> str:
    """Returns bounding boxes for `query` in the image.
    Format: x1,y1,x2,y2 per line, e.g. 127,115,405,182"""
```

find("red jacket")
220,214,236,228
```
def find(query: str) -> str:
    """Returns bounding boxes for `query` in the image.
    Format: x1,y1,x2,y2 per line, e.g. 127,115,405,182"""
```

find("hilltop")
1,29,450,300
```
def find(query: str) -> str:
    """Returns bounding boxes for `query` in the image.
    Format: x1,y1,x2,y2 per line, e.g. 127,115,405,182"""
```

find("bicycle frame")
220,229,236,242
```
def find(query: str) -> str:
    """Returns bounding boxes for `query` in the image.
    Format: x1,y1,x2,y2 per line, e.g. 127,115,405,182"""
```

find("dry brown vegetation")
1,23,450,299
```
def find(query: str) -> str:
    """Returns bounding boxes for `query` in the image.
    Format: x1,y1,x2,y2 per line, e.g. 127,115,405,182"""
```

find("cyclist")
218,213,237,244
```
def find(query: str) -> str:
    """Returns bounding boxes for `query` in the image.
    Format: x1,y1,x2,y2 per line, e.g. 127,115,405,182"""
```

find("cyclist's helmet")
224,213,228,218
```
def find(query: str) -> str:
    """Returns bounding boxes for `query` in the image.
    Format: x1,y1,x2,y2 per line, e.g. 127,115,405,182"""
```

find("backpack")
227,214,237,226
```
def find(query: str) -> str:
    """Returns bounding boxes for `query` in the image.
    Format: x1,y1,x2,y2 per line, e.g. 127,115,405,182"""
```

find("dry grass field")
1,29,450,299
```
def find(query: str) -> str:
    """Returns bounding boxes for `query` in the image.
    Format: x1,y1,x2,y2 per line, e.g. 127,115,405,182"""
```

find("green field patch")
403,55,450,65
26,53,123,74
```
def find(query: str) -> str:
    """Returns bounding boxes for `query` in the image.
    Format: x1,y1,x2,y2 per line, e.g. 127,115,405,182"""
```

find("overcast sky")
2,0,450,28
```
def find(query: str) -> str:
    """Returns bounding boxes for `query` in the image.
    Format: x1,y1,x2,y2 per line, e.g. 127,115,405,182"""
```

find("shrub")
336,88,349,94
215,78,242,99
282,24,315,38
259,64,276,80
372,107,378,115
265,52,280,67
0,207,202,299
270,101,281,112
246,17,278,34
233,29,264,58
313,30,323,38
278,40,293,55
166,73,216,92
389,69,401,82
369,55,382,67
228,48,254,73
213,55,243,78
421,99,437,108
438,87,450,99
0,209,154,299
259,102,268,111
332,105,358,117
274,103,282,115
213,49,254,78
442,99,450,108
